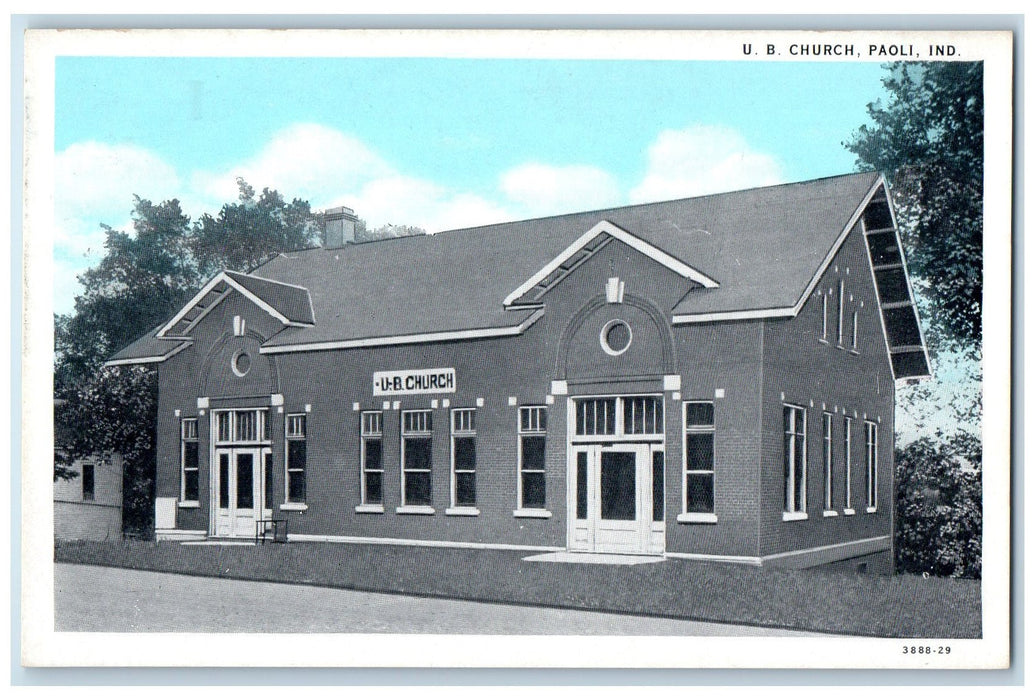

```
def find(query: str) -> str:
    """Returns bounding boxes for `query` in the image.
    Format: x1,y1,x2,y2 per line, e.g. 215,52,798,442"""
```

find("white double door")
569,443,663,555
213,447,271,538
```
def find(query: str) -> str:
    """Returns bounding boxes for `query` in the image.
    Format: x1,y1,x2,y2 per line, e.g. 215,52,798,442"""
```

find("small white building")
54,410,124,540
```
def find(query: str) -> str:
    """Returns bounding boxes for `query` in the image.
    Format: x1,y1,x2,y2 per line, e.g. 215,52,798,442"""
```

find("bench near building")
108,172,929,573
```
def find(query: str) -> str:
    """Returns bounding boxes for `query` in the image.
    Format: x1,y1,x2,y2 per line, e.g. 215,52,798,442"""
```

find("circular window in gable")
600,319,632,356
231,349,252,377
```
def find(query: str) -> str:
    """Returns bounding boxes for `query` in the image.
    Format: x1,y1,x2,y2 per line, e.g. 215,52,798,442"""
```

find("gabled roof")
107,172,929,380
154,270,314,339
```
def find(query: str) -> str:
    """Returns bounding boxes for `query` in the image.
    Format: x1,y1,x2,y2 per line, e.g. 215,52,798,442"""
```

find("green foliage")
192,178,321,278
845,62,983,352
895,434,982,579
354,219,427,243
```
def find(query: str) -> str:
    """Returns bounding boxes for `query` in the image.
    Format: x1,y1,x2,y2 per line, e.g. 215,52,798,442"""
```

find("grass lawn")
55,539,980,638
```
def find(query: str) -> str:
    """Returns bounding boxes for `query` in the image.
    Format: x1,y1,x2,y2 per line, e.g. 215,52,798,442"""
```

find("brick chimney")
322,206,358,248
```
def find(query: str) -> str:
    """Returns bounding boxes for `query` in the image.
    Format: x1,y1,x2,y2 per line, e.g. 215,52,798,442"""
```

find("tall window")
81,463,95,501
401,410,433,506
683,401,715,514
823,412,833,511
518,406,547,509
361,411,383,505
844,416,854,510
181,418,199,503
451,409,477,507
865,421,878,509
783,405,807,514
285,414,307,503
852,310,859,350
837,280,845,346
821,293,829,341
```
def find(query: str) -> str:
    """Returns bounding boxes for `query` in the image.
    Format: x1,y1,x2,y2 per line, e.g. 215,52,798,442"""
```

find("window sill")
843,508,856,516
178,501,200,509
513,508,551,519
782,511,808,522
818,338,829,345
396,505,435,515
445,506,480,517
822,509,839,517
355,504,384,514
279,503,308,512
677,512,717,524
866,506,878,513
849,349,861,356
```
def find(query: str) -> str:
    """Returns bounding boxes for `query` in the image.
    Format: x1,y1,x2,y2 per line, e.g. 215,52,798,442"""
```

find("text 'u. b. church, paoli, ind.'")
108,171,930,573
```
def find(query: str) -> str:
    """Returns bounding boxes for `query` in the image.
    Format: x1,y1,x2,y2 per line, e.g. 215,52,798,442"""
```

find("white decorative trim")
355,504,384,514
396,505,435,515
513,508,552,519
823,510,839,518
352,402,361,411
843,508,856,516
445,507,481,517
714,388,725,399
762,535,891,564
504,220,719,307
663,374,681,391
261,308,545,354
197,397,209,409
287,533,563,553
279,503,308,512
508,396,517,406
104,341,192,367
154,529,207,542
677,512,717,524
177,501,200,509
271,394,284,406
664,551,762,566
672,306,796,324
545,395,555,405
476,397,485,408
671,392,680,401
866,506,878,514
550,380,568,395
782,511,809,522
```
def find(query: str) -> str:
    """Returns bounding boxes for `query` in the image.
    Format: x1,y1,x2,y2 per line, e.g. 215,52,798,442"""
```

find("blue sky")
54,57,889,313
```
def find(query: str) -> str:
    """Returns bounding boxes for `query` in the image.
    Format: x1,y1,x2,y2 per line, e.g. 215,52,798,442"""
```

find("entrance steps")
179,538,256,546
523,551,665,565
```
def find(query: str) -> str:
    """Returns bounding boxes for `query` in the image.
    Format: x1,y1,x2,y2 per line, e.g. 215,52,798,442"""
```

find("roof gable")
504,220,719,307
155,270,314,339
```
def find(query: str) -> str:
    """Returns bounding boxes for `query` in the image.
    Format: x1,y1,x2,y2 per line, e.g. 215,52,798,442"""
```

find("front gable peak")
503,220,720,307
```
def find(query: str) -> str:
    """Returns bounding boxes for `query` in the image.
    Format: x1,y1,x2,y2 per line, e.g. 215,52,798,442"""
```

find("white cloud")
630,125,783,203
500,163,622,217
190,123,393,210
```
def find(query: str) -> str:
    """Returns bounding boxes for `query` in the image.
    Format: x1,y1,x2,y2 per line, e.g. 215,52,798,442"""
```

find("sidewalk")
55,539,981,638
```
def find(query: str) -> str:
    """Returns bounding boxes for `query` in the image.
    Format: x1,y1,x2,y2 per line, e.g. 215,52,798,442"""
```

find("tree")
192,178,321,277
895,434,982,578
844,62,982,353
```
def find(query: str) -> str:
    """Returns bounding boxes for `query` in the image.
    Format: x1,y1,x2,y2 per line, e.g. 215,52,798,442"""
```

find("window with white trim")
822,412,833,511
821,293,829,341
865,421,878,509
573,396,664,438
181,418,199,503
360,411,383,505
684,401,715,514
401,410,433,506
837,280,845,346
844,416,854,510
285,413,307,503
518,406,547,509
783,404,807,514
451,408,477,507
852,310,859,350
81,463,95,501
214,408,270,444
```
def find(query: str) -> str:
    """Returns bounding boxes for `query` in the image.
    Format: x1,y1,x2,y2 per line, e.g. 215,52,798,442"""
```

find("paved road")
55,563,830,636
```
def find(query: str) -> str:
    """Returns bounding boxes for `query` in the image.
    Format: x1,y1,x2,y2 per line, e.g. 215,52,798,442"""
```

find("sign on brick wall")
373,367,457,396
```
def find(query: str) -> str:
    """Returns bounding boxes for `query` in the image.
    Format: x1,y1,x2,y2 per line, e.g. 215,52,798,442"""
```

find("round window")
231,350,252,377
600,319,632,356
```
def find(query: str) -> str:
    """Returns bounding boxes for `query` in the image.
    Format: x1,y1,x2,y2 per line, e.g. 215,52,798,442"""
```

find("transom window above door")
573,396,664,440
214,408,271,444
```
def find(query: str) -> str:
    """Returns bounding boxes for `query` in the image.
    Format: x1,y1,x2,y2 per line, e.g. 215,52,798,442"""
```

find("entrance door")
570,444,657,554
214,447,263,538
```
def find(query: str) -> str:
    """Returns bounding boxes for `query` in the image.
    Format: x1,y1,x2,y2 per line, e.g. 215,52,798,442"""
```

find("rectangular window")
81,463,95,501
684,401,715,514
519,406,547,509
401,410,433,506
623,396,663,435
837,280,845,345
821,294,828,341
574,398,616,436
263,450,273,510
451,409,477,507
844,416,854,510
215,409,269,444
652,450,665,522
783,405,807,514
181,418,199,503
361,411,384,506
285,413,307,503
852,310,859,350
822,412,833,511
866,421,878,509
